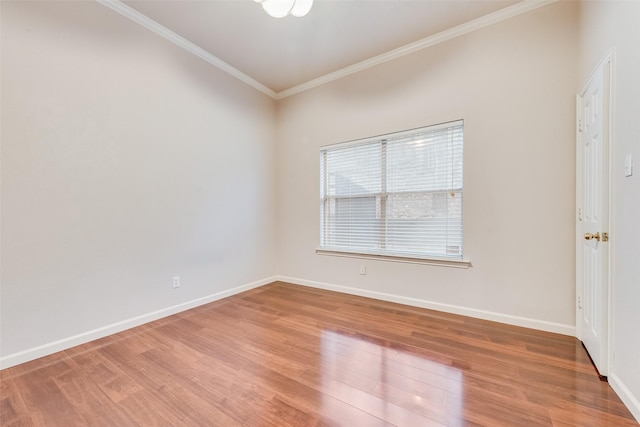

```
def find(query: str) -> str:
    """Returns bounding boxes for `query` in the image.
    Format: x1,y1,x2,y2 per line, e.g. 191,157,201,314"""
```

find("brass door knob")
584,232,601,241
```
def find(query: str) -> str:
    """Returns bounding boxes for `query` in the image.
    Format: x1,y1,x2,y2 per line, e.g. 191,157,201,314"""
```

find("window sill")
316,248,471,269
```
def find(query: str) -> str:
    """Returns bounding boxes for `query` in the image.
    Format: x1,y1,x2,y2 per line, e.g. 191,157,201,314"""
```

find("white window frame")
317,120,470,268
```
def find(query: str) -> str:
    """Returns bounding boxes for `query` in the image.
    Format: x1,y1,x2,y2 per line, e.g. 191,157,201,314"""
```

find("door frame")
575,50,614,376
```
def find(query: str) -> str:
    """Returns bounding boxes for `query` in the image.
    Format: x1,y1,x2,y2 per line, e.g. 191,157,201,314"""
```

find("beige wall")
1,1,277,363
578,2,640,420
275,1,579,332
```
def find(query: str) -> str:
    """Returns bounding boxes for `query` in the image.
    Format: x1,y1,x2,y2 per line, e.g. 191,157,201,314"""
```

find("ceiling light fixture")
255,0,313,18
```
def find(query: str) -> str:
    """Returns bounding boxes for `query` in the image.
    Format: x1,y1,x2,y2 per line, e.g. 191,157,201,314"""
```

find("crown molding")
96,0,556,101
96,0,278,99
275,0,558,99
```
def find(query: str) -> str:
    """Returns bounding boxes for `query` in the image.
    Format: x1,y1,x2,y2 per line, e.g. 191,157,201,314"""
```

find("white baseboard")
609,372,640,423
276,275,576,336
0,276,278,370
1,274,577,370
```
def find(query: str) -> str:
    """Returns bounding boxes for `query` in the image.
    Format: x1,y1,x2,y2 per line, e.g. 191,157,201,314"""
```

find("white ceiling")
120,0,524,96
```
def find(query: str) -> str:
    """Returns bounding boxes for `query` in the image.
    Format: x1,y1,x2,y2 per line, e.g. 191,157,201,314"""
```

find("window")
319,120,464,262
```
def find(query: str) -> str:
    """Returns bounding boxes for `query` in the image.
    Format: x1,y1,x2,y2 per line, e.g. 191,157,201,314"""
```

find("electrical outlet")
359,265,366,275
172,276,181,289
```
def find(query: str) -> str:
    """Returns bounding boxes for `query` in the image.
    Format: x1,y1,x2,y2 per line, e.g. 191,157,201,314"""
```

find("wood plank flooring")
1,281,637,426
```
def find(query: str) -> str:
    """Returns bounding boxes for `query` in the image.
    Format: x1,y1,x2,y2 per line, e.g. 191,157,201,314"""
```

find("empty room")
1,0,639,425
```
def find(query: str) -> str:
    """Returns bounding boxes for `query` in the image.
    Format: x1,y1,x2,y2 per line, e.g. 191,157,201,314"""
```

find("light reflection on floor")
320,330,464,426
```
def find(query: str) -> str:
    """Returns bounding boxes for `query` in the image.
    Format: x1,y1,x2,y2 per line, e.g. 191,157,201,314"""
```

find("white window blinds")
320,120,463,259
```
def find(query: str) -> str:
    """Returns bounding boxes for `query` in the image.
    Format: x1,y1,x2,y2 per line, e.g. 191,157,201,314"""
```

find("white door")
576,57,611,377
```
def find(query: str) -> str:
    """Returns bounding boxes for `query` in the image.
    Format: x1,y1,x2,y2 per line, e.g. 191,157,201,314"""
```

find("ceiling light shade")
255,0,313,18
261,0,295,18
290,0,313,17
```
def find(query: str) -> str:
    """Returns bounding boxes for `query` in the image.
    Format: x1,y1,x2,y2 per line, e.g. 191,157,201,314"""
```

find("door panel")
577,59,610,377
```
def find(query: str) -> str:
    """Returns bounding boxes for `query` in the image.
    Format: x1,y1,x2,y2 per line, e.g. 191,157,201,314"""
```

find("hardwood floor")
1,281,637,426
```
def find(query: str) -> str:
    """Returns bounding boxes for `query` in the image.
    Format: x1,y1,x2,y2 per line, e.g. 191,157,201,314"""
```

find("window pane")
324,143,381,196
323,196,381,249
387,127,463,193
386,192,462,256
